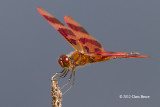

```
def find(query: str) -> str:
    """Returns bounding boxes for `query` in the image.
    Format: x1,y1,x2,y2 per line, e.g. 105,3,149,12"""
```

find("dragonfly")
37,7,150,85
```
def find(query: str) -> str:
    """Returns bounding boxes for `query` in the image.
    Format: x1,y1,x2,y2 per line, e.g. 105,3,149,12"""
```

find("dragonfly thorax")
58,54,70,68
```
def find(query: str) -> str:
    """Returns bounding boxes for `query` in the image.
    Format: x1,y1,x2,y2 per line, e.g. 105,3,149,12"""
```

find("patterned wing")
64,16,104,53
37,7,83,52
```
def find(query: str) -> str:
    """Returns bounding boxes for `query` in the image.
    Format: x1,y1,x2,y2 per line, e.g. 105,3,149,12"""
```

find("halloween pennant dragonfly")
37,7,150,84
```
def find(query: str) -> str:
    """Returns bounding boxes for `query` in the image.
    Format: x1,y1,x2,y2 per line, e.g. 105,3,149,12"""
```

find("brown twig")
51,79,62,107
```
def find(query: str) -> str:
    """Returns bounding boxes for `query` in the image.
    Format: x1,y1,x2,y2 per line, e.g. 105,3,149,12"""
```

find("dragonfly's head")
58,54,70,68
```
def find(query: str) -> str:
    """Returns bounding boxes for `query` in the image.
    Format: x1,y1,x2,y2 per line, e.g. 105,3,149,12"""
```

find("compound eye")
58,54,70,68
59,60,63,65
58,58,64,67
63,56,69,63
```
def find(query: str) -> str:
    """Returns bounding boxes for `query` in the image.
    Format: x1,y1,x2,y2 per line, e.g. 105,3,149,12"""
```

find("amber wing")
37,7,83,52
64,16,104,53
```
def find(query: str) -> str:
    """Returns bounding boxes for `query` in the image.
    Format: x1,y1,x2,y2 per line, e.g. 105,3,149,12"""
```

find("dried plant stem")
51,80,62,107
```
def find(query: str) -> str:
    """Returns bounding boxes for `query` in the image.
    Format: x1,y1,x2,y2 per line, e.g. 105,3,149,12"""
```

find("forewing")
64,16,104,53
37,7,83,51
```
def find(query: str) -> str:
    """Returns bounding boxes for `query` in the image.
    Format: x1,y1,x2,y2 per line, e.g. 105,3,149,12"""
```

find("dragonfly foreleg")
60,68,70,78
51,69,66,80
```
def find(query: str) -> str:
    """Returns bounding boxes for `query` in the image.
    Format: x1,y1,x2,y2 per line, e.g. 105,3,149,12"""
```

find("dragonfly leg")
72,70,75,86
61,67,75,94
51,68,66,80
60,68,70,78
